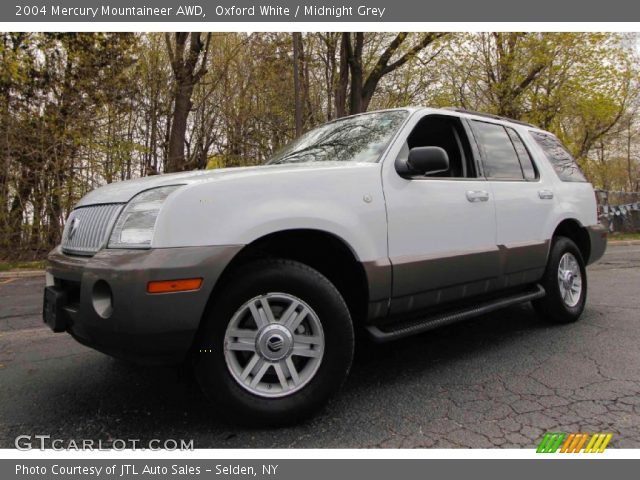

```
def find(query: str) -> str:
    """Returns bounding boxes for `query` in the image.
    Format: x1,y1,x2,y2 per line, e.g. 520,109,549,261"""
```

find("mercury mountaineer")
44,107,607,424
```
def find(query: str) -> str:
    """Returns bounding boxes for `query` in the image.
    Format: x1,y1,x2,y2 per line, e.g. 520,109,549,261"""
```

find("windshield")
268,110,408,165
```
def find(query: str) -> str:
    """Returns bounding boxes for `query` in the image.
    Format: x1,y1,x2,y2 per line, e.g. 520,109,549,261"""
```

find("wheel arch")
551,218,591,263
203,229,372,329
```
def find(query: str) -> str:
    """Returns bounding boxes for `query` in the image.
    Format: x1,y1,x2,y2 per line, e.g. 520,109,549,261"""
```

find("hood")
76,162,375,207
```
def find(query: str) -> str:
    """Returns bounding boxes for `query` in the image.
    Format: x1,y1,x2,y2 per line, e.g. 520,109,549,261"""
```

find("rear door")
383,113,501,316
469,120,553,287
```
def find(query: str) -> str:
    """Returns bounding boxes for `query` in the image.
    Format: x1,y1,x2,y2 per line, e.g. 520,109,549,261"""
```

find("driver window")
396,115,476,178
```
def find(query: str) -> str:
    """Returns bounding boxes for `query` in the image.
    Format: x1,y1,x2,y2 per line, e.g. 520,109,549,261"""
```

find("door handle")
538,189,554,200
466,190,490,202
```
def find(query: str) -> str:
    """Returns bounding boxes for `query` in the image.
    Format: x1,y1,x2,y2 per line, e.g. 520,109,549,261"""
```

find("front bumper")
45,245,242,365
587,224,607,265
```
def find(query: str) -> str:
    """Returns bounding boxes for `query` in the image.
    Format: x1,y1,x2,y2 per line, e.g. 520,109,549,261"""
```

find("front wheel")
533,236,587,323
194,259,354,425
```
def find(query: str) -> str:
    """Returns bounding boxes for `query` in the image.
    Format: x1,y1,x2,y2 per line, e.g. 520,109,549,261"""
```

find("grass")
609,232,640,241
0,259,47,272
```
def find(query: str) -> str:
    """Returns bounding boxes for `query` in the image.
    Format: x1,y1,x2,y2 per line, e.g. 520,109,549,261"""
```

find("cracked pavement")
1,244,639,448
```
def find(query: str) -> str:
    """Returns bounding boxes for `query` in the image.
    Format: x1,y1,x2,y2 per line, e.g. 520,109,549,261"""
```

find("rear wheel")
533,236,587,323
195,259,354,425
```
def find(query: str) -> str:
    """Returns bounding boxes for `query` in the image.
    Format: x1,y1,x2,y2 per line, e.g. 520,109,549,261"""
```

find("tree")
428,33,637,166
292,32,303,136
1,32,638,259
165,32,212,172
0,33,137,255
339,32,445,115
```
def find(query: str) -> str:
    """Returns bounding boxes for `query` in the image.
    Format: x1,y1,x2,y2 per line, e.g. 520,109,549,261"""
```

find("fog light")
92,280,113,318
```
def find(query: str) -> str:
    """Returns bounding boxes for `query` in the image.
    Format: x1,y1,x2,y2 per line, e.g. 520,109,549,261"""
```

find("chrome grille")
61,204,123,256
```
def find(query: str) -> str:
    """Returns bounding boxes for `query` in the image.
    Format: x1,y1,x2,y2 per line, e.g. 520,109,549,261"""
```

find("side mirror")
407,147,449,176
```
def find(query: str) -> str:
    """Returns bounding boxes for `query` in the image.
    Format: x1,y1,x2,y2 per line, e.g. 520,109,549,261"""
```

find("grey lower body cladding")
391,242,549,316
586,224,607,265
45,245,241,365
367,284,546,342
365,224,607,322
364,240,550,320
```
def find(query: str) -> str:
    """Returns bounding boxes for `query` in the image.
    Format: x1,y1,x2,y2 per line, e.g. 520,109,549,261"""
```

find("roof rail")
442,107,536,128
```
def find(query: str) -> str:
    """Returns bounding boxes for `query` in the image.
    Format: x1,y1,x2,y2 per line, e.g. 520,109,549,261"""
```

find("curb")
0,270,45,279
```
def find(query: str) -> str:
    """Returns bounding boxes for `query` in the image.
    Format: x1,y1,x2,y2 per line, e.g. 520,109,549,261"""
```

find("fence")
595,190,640,233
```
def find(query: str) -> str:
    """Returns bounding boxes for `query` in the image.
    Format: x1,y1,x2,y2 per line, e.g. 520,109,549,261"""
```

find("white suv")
44,107,607,424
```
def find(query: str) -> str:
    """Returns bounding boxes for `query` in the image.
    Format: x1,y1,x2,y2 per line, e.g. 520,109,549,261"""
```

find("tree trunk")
292,32,303,136
8,164,33,248
167,83,195,172
165,32,211,173
342,32,444,116
347,33,364,115
335,33,350,118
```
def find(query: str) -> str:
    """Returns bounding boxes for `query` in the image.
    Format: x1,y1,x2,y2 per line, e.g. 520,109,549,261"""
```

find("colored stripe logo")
537,433,613,453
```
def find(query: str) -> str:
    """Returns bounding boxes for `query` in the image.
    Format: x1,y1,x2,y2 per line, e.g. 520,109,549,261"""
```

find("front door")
383,113,500,316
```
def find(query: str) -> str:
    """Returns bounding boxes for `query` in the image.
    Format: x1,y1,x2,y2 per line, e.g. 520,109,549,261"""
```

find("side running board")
366,284,546,343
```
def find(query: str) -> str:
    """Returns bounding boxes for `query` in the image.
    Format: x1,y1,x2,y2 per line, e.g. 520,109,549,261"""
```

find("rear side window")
506,128,537,180
529,131,587,182
471,120,524,180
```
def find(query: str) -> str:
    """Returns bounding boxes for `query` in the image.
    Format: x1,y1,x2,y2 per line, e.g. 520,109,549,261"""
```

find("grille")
61,204,123,256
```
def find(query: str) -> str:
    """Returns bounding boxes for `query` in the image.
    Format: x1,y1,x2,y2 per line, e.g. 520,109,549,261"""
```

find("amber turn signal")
147,278,203,294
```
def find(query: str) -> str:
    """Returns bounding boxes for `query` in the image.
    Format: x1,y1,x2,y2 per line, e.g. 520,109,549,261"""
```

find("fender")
152,162,389,264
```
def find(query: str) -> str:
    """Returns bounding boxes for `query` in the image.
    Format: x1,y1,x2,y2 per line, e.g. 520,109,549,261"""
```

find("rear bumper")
587,224,608,265
45,245,242,365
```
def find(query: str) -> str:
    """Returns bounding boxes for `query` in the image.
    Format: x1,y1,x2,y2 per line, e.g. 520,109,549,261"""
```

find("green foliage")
0,32,139,256
609,232,640,241
206,155,225,169
422,32,639,189
0,259,47,271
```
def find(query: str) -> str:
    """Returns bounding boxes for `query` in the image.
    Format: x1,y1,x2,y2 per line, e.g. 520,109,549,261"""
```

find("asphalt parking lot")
1,244,639,449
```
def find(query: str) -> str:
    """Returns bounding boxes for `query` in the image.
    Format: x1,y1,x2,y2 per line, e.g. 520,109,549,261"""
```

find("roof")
338,106,544,132
440,107,536,127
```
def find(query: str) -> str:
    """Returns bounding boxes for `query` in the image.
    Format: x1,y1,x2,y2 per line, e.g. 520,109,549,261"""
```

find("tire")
533,236,587,324
194,258,354,425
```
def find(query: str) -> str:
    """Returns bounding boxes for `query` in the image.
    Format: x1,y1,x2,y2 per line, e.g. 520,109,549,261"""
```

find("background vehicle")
44,107,607,424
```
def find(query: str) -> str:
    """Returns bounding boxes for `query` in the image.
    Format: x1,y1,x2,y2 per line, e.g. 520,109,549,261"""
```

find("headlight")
108,185,182,248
